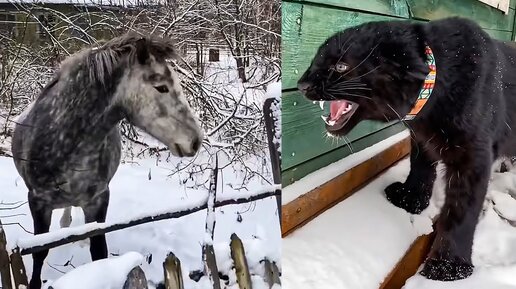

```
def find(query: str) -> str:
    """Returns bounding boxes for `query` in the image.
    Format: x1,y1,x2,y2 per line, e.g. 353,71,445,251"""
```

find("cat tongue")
330,100,349,121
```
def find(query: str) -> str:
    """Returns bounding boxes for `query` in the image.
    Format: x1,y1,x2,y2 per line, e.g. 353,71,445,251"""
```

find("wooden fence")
0,170,281,289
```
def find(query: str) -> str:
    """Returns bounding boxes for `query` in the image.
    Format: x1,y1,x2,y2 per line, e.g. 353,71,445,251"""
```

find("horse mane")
82,32,177,87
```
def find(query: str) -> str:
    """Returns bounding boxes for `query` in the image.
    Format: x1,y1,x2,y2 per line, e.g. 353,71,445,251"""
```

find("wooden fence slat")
123,266,148,289
230,234,252,289
203,245,221,289
203,159,221,289
163,253,184,289
263,98,282,222
263,259,280,288
0,220,13,289
9,248,28,288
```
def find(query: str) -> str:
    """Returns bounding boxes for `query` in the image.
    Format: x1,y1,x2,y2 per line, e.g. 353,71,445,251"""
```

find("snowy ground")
0,152,280,288
283,130,516,289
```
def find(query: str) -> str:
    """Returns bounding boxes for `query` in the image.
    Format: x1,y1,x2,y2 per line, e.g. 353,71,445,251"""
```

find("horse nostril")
297,81,313,93
191,137,201,152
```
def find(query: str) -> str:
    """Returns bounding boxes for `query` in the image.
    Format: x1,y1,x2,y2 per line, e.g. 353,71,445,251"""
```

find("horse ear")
135,38,149,64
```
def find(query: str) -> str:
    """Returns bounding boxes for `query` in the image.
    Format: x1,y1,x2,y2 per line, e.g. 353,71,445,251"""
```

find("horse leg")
83,188,109,261
28,196,52,289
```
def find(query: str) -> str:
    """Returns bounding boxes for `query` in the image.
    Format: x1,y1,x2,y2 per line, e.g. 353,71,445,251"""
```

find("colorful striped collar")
403,45,436,120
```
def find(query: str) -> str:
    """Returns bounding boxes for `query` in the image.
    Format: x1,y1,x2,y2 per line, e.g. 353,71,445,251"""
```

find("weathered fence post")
263,98,281,223
123,266,148,289
10,247,28,288
163,252,184,289
0,220,13,289
230,233,252,289
263,259,281,288
203,156,221,289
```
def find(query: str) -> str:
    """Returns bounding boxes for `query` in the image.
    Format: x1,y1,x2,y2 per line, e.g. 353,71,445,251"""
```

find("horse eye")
154,85,169,93
335,62,349,73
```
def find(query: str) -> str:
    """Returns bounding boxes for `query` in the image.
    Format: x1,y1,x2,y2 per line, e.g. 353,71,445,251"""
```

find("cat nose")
297,81,314,93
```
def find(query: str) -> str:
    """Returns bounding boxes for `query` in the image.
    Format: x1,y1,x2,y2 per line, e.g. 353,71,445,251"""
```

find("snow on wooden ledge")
478,0,510,14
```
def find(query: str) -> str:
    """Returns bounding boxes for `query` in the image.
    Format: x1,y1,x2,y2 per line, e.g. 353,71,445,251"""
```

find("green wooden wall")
282,0,516,186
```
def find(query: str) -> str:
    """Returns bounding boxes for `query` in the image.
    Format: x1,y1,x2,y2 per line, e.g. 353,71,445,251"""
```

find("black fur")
298,17,516,281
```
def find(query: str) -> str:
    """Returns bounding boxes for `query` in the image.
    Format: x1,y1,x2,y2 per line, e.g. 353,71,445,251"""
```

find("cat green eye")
334,62,349,73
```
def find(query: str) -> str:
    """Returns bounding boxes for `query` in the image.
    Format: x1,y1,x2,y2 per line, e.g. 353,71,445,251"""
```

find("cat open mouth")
316,100,359,131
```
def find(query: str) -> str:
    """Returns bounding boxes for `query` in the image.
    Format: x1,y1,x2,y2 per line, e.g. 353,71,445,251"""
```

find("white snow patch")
282,130,410,204
283,158,442,289
265,81,281,100
49,252,144,289
0,155,280,288
403,167,516,289
284,144,516,289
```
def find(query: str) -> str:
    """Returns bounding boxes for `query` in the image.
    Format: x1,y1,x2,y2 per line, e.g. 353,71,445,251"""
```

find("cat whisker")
386,103,418,140
341,43,380,78
329,91,373,100
329,87,372,91
346,65,381,82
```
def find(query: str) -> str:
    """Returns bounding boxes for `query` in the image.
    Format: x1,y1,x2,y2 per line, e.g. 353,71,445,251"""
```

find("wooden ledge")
282,136,411,236
380,233,435,289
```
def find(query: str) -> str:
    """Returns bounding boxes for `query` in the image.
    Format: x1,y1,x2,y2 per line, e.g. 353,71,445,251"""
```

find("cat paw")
384,182,430,214
420,257,473,281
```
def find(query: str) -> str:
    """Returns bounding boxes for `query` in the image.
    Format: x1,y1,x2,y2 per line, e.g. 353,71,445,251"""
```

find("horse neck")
41,76,124,153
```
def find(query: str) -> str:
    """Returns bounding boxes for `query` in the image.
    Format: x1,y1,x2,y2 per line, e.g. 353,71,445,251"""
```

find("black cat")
297,17,516,281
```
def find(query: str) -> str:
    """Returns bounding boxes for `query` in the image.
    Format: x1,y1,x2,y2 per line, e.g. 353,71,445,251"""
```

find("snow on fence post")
263,259,281,288
9,247,28,288
263,97,281,222
0,220,13,289
203,155,221,289
163,252,184,289
230,233,252,289
122,266,148,289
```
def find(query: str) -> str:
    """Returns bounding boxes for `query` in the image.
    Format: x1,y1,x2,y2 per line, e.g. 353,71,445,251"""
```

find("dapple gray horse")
11,33,203,289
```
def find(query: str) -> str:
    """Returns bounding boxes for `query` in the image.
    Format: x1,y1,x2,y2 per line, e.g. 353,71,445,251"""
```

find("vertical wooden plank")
123,266,148,289
203,160,221,289
0,221,13,289
263,98,282,221
263,259,281,288
163,253,184,289
9,248,28,288
230,234,252,289
203,246,220,289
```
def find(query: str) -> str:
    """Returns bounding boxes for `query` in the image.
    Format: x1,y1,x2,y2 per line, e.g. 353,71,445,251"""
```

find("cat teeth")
321,115,335,126
319,101,325,110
